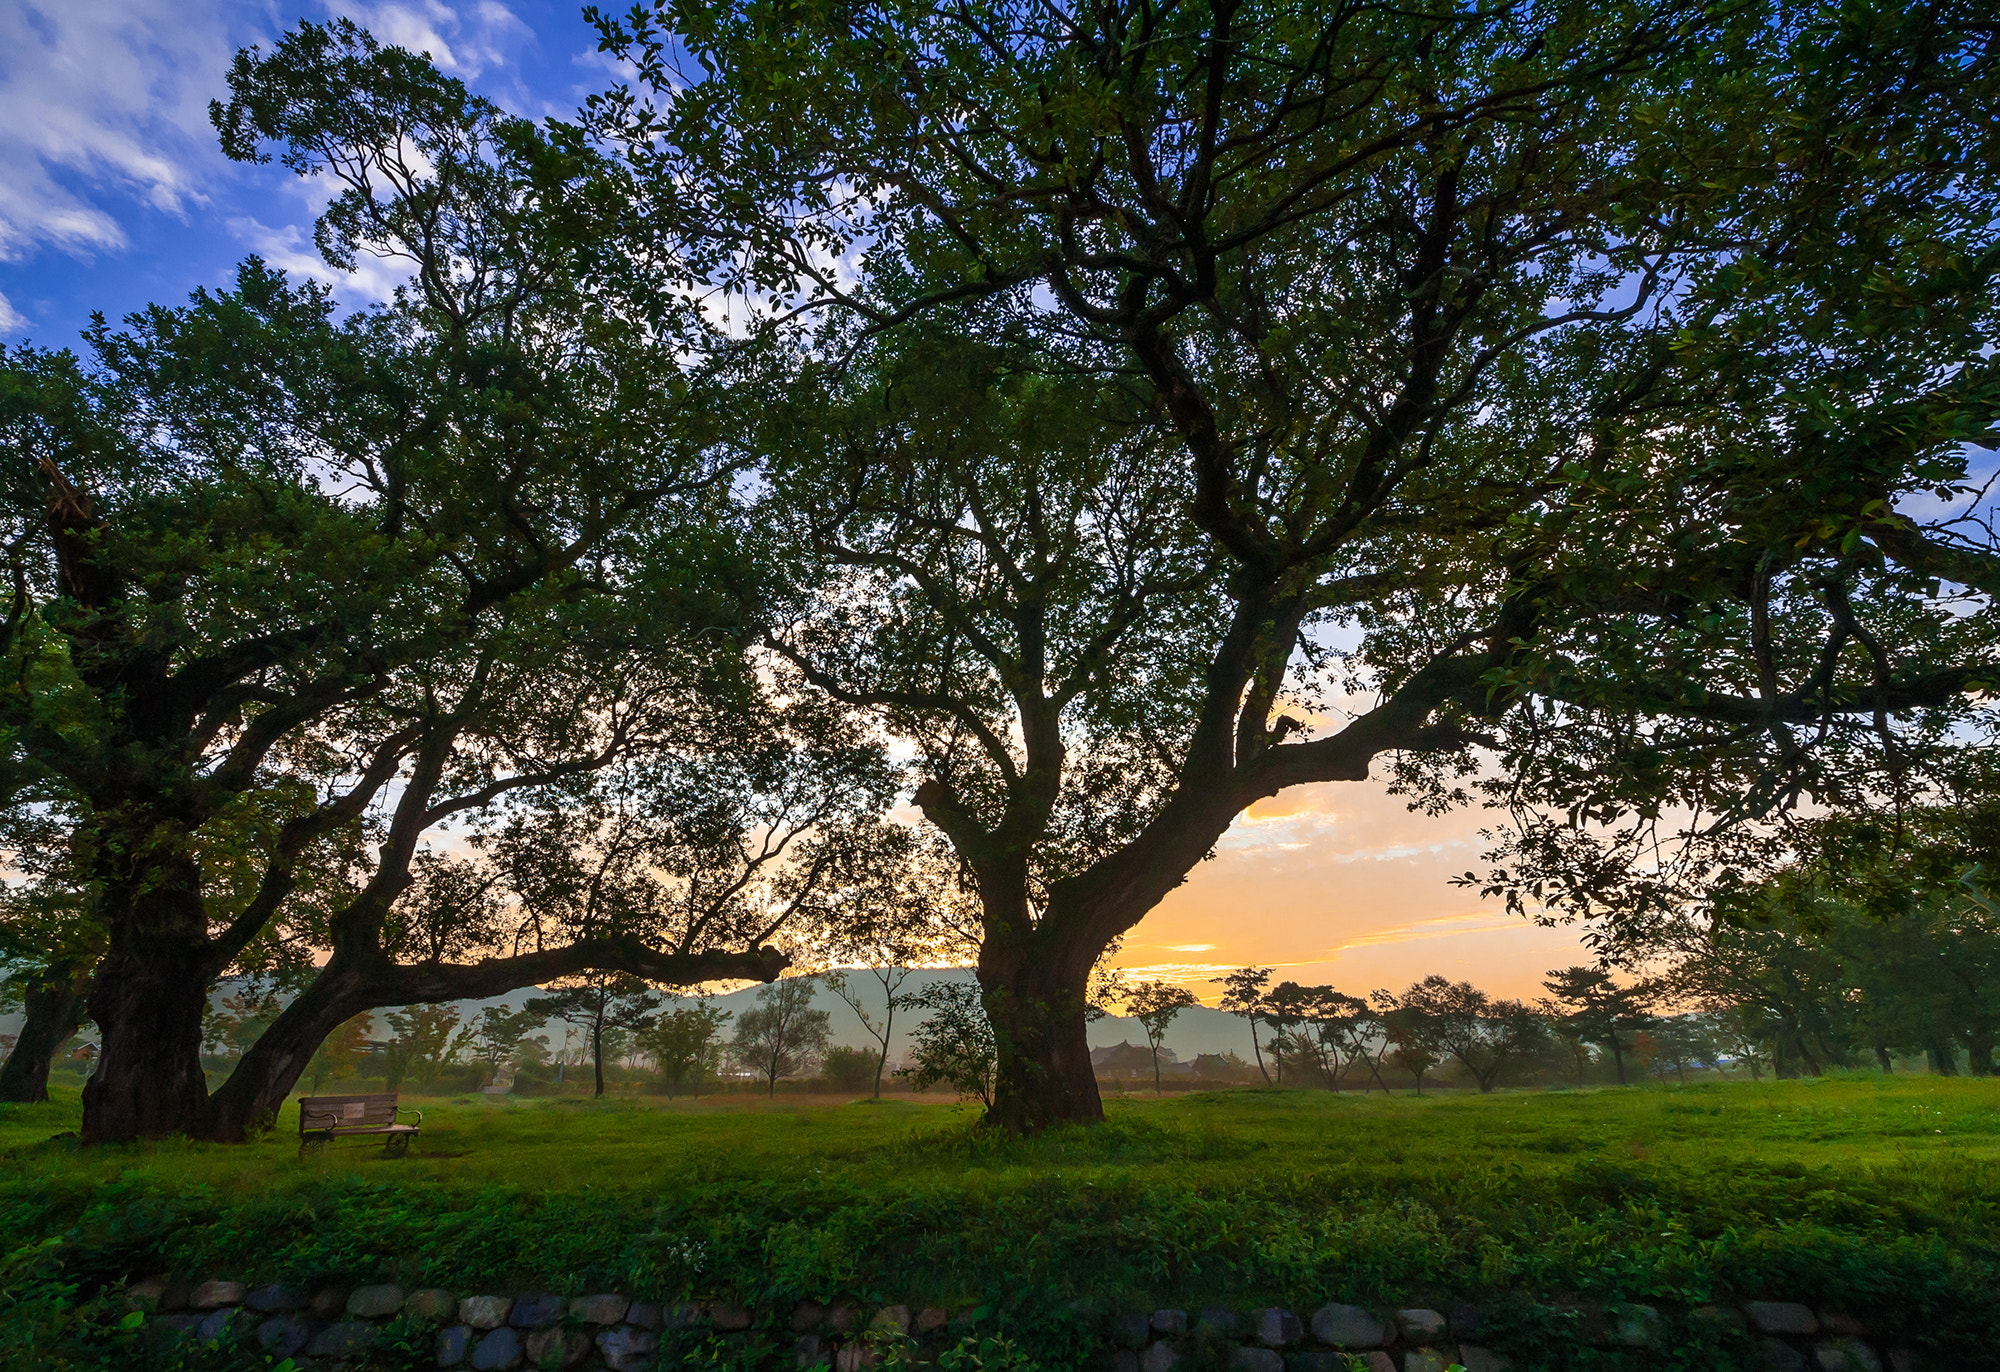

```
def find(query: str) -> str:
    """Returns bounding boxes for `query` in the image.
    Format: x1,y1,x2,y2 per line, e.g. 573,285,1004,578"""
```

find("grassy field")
4,1076,1999,1367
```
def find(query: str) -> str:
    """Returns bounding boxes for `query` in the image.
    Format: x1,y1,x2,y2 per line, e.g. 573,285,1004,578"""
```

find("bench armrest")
300,1109,338,1133
395,1107,424,1128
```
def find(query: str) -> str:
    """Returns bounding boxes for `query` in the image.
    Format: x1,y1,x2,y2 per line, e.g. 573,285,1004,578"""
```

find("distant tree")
1214,968,1275,1086
1542,968,1655,1086
1548,1021,1597,1088
464,1005,549,1089
1372,985,1452,1095
528,975,663,1099
304,1014,372,1094
1645,1016,1719,1083
1712,1006,1773,1081
731,979,832,1097
821,1044,879,1092
821,835,979,1099
1121,981,1199,1095
1392,977,1548,1093
379,1004,460,1093
899,981,996,1107
1266,982,1380,1091
202,988,284,1064
642,1001,731,1098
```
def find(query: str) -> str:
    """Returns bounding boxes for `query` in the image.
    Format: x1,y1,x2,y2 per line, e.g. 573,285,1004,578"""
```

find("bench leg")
300,1134,329,1160
383,1133,410,1158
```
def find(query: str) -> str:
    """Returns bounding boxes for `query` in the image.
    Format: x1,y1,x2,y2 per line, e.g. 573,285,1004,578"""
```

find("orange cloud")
1112,778,1597,1002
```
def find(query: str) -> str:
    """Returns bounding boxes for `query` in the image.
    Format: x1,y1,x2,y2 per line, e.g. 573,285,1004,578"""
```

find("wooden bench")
298,1094,422,1157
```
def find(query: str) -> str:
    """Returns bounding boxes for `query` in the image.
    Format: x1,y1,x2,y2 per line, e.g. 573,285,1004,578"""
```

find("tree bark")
200,942,787,1142
82,939,212,1144
0,964,90,1103
1245,1017,1271,1084
203,959,375,1142
592,1014,606,1098
978,928,1102,1133
1962,1028,1994,1076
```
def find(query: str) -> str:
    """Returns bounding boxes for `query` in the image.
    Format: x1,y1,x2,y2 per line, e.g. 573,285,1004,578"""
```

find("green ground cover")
3,1077,1998,1368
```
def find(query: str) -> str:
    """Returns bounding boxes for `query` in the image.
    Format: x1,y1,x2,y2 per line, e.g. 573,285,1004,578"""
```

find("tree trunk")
1607,1032,1627,1085
979,936,1102,1134
202,959,374,1142
872,1002,893,1099
0,965,90,1104
1962,1028,1994,1076
1245,1018,1271,1084
593,1016,606,1098
81,937,211,1144
1927,1040,1959,1076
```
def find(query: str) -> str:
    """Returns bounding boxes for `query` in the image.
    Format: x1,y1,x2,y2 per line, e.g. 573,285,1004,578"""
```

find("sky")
0,0,1600,1003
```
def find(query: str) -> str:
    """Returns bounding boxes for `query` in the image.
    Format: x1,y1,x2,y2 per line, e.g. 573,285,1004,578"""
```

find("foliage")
5,1082,2000,1366
730,979,832,1096
899,982,997,1107
1542,969,1657,1088
820,1045,880,1093
592,0,2000,1132
1119,981,1199,1094
642,1002,731,1099
378,1006,460,1094
1386,977,1550,1095
0,14,812,1142
527,976,662,1099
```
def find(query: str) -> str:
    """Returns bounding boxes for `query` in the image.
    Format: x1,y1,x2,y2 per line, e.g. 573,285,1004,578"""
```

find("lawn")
4,1076,1999,1367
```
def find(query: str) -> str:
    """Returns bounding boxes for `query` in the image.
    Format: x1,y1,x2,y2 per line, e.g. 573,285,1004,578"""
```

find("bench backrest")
300,1094,399,1131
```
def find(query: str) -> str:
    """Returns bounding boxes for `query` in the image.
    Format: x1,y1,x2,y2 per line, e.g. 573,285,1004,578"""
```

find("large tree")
0,22,807,1143
591,0,2000,1130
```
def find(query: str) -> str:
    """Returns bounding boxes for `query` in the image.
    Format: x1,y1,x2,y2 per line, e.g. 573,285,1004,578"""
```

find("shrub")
822,1045,879,1092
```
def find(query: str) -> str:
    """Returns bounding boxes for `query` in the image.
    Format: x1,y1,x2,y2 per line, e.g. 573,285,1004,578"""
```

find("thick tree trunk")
979,935,1101,1134
1962,1028,1994,1076
0,966,90,1103
82,939,212,1144
1607,1033,1627,1085
202,940,784,1142
203,960,373,1143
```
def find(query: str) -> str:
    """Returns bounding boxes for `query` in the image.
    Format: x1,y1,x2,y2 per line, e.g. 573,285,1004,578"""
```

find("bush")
822,1045,879,1092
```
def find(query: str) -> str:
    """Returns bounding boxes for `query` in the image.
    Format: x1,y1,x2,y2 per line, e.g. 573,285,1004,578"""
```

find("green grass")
4,1076,2000,1368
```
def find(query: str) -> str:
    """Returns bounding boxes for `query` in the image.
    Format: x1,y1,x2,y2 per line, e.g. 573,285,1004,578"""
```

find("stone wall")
122,1276,1925,1370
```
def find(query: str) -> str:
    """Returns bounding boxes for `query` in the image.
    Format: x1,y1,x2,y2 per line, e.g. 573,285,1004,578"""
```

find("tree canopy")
583,0,2000,1128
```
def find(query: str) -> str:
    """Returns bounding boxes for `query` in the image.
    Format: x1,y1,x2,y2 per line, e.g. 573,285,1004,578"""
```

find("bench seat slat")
299,1094,421,1147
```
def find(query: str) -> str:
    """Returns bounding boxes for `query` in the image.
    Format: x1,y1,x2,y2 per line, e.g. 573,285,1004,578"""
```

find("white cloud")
0,0,242,261
333,1,531,80
1,1,536,274
228,216,413,310
0,290,26,336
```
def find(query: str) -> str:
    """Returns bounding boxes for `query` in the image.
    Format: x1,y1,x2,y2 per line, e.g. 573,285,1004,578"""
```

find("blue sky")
0,1,624,348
